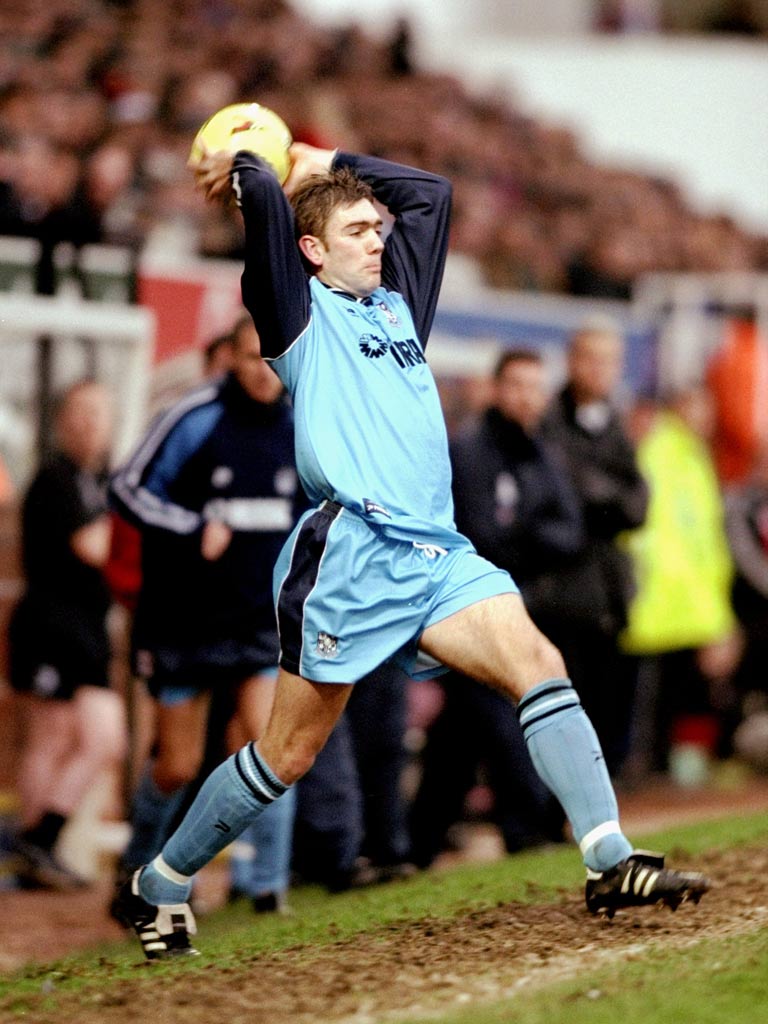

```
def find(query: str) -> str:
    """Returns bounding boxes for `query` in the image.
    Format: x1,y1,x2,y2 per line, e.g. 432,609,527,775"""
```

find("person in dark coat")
409,348,583,866
539,322,649,775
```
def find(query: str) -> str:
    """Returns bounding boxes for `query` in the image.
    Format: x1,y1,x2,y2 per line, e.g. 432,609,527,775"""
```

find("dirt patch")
3,843,767,1024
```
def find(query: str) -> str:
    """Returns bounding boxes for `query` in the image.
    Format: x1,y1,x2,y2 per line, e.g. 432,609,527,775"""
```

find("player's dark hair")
493,348,542,379
290,167,375,245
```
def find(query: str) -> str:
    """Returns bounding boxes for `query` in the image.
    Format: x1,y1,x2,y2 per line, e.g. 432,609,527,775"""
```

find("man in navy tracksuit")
111,316,303,913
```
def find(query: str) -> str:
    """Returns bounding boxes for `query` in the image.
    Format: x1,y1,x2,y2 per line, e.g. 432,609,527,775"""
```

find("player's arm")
191,147,310,360
333,152,452,347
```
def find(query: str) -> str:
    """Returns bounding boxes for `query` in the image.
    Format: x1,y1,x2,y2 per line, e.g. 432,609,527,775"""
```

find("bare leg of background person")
16,686,126,887
120,691,210,874
227,674,297,911
137,672,352,905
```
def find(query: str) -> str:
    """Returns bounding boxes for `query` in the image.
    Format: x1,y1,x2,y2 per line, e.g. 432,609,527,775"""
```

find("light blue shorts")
273,501,518,683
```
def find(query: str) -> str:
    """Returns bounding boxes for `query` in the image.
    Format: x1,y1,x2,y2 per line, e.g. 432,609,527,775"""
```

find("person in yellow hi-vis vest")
620,385,741,785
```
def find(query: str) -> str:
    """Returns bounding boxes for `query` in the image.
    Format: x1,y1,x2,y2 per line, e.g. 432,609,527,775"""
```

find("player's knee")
519,627,567,693
268,739,320,786
539,634,567,680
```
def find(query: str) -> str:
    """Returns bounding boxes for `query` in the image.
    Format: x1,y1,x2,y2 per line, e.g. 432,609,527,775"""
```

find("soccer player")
114,140,710,959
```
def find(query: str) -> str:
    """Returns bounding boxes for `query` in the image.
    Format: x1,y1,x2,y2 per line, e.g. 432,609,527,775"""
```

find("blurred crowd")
1,0,767,297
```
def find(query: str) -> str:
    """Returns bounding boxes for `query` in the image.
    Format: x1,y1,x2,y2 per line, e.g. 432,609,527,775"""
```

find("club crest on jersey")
359,334,389,359
376,301,400,326
316,631,339,658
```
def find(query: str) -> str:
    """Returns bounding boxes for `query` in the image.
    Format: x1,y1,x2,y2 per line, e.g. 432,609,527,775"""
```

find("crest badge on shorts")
316,631,339,658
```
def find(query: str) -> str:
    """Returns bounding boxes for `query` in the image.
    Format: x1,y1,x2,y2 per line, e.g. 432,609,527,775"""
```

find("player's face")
495,359,549,433
314,198,384,298
232,322,283,404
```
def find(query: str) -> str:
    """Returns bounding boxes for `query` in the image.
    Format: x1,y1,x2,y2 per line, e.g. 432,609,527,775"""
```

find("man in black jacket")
540,322,649,776
410,348,583,865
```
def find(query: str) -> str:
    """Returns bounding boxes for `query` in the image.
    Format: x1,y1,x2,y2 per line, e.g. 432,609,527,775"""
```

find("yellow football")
189,102,292,183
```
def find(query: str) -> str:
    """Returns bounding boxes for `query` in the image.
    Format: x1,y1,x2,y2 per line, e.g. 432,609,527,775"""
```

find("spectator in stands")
540,322,648,776
593,0,661,33
110,316,305,915
388,18,415,76
8,378,126,889
0,137,100,292
409,349,582,866
620,385,740,782
1,0,766,299
705,0,764,35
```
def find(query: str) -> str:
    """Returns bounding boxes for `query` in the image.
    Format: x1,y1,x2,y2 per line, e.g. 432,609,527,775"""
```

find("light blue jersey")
274,277,457,545
232,149,517,681
234,149,459,546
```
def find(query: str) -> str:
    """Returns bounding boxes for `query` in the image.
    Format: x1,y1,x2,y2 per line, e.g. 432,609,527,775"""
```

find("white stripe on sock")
153,853,191,887
238,746,280,801
579,820,623,858
518,693,578,727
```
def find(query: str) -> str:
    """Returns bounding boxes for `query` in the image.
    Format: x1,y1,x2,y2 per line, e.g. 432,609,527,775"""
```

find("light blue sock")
229,786,296,897
517,678,633,872
138,743,289,905
122,763,188,872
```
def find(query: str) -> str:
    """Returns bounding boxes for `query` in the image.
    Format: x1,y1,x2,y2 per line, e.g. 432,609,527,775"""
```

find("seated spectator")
0,1,765,298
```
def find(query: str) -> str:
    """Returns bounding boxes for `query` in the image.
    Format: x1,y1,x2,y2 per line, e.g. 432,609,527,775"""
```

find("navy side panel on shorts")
277,503,341,674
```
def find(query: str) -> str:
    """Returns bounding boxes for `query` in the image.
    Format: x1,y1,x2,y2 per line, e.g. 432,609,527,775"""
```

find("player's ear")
298,234,324,268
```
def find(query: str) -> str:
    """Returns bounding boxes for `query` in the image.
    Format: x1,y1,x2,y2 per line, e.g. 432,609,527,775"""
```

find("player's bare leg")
258,670,353,783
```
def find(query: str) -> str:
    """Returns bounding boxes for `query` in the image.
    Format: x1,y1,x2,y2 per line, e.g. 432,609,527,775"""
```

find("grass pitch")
1,810,766,1023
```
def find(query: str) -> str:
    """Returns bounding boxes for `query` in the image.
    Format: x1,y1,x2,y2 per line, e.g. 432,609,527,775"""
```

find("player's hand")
282,142,336,198
188,145,236,204
201,519,233,560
